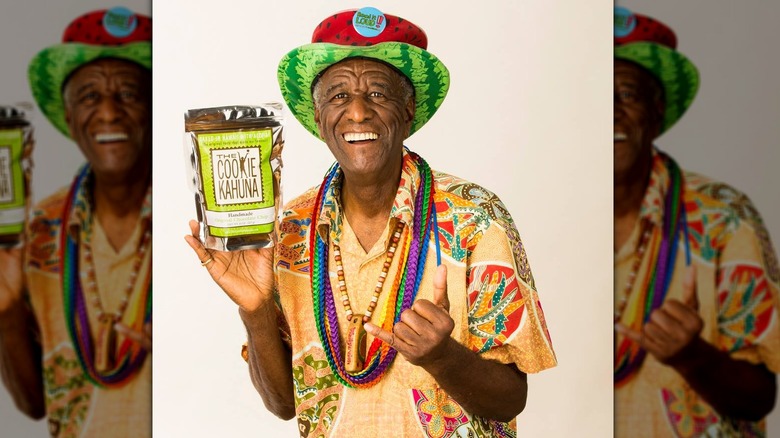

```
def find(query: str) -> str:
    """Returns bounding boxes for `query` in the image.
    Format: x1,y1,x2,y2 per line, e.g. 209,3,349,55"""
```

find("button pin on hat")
352,6,387,37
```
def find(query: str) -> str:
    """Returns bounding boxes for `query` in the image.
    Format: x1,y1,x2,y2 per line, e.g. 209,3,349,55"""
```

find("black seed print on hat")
76,22,82,29
317,38,323,42
326,21,330,29
335,33,340,40
398,18,405,24
395,26,399,32
351,42,358,46
98,19,103,26
346,20,352,26
345,35,351,42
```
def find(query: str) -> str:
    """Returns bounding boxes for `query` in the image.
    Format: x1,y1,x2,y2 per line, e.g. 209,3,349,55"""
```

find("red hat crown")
62,7,151,46
614,10,676,49
312,9,427,49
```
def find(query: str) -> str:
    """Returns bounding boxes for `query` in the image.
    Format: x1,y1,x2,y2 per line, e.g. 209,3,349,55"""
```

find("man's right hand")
0,244,25,314
184,220,275,313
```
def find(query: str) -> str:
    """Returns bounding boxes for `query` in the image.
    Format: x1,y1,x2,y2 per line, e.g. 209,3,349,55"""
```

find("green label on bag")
0,129,25,235
197,129,275,237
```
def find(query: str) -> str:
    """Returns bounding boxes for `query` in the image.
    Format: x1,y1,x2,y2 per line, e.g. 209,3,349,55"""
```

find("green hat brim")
278,42,450,140
28,42,152,139
615,42,699,133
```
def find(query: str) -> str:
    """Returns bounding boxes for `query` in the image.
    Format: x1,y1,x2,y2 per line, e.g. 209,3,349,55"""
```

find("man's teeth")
95,132,128,143
343,132,378,142
614,133,627,141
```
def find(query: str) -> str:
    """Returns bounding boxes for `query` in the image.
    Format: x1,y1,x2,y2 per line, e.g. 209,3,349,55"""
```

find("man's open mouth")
95,132,129,143
343,132,378,143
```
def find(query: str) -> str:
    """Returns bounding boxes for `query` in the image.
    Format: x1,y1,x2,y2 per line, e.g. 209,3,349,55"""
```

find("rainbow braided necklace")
310,150,437,388
61,165,152,388
614,151,690,386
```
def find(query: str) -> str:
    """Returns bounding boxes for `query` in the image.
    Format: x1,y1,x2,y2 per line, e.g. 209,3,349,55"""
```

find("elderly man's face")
313,58,414,178
614,60,664,179
63,58,151,181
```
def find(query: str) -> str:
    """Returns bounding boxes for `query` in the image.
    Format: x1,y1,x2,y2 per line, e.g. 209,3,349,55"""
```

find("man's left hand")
616,265,703,365
365,265,454,367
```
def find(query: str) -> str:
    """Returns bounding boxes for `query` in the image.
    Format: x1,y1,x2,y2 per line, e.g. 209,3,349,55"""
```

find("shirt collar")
67,164,153,243
639,148,671,228
316,148,420,244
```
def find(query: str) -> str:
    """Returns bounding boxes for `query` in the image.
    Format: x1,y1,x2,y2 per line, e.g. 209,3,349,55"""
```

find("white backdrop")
618,1,780,432
153,1,613,437
0,1,151,436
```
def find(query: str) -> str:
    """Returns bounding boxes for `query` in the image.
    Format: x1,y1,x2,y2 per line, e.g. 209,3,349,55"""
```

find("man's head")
28,7,151,143
62,57,151,180
278,7,450,142
613,8,699,137
312,57,415,177
614,59,664,177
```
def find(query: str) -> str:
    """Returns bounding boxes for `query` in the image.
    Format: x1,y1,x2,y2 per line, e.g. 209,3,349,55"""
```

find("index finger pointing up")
432,264,449,312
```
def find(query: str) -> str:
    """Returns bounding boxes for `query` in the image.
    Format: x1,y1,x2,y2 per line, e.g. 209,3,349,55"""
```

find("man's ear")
406,97,415,124
64,107,77,138
654,99,665,132
314,106,324,136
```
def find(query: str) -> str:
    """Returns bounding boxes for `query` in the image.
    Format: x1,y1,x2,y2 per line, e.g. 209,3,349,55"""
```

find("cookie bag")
0,104,34,248
184,104,284,251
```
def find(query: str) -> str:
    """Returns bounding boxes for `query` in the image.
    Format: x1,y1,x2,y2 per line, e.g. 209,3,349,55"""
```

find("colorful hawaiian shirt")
273,149,557,437
615,149,780,437
25,165,151,438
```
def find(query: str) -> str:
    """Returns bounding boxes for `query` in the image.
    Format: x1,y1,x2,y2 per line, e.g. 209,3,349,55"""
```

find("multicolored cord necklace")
61,165,152,388
334,220,406,373
614,151,691,386
310,150,438,388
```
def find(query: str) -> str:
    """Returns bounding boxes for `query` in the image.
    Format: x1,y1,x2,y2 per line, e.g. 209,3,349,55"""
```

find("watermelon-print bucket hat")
28,6,151,139
278,7,450,140
614,7,699,133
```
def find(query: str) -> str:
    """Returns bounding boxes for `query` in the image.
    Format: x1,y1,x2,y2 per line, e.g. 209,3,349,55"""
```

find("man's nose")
96,95,123,122
346,95,373,123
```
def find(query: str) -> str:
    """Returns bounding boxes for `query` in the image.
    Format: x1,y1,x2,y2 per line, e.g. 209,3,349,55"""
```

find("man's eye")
332,92,348,100
618,91,636,101
119,90,139,102
79,91,100,104
369,91,385,98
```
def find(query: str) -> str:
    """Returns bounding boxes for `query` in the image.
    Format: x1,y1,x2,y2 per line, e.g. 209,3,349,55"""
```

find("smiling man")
0,8,152,437
186,7,556,437
613,8,780,436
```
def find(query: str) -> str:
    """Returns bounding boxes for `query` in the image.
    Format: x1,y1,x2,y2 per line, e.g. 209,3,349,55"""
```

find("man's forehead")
614,61,656,85
63,58,149,94
319,58,406,83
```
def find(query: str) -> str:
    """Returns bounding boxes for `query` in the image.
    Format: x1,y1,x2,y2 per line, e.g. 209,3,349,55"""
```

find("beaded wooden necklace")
61,165,151,388
614,152,690,386
334,220,406,373
310,150,437,388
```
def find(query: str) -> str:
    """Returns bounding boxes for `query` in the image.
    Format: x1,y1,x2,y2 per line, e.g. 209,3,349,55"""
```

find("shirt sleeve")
464,220,557,373
715,216,780,372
